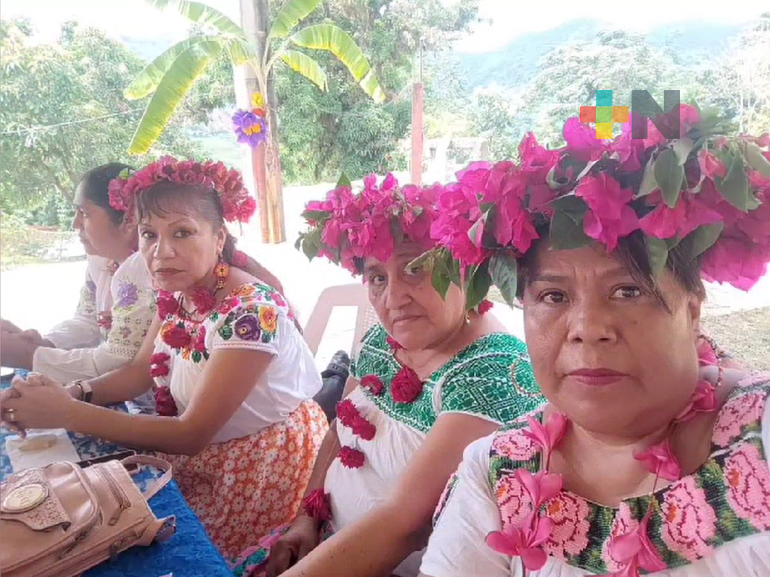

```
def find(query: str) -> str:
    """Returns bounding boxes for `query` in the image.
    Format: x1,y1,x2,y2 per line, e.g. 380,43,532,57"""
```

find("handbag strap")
121,455,173,500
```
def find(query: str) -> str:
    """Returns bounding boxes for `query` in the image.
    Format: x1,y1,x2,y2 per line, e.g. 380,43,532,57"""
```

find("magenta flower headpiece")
296,173,441,275
108,156,257,224
430,105,770,306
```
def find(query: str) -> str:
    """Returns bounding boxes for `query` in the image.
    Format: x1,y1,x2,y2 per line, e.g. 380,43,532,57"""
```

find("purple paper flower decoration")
234,314,261,341
232,109,268,148
117,281,139,308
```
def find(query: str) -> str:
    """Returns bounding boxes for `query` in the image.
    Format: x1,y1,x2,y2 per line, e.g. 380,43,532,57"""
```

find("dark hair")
136,181,289,297
516,228,706,307
77,163,133,225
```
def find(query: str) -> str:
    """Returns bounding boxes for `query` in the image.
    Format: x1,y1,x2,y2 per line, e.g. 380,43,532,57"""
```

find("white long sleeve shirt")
33,253,155,385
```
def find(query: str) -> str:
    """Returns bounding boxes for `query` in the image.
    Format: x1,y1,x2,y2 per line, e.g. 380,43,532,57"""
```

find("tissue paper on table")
5,429,80,473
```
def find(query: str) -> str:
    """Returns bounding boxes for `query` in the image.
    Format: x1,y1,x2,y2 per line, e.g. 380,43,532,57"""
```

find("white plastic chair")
303,283,378,359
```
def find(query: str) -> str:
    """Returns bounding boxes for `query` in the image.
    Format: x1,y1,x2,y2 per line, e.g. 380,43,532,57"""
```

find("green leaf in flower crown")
468,217,486,248
301,209,328,222
654,148,685,208
645,235,669,277
465,262,492,310
407,248,436,271
428,248,453,299
546,165,562,189
550,194,588,215
294,233,304,251
666,237,682,251
336,172,352,189
489,252,518,307
447,254,462,287
742,142,770,178
299,227,323,260
550,211,591,250
432,263,451,300
576,158,600,180
688,222,724,259
637,156,658,197
715,153,750,211
671,137,695,166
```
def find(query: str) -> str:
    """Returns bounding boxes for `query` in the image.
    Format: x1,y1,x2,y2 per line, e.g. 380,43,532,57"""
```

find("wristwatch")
71,379,94,403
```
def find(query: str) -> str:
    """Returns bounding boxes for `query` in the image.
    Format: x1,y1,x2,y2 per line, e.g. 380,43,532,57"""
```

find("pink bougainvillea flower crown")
429,105,770,306
296,172,441,275
108,156,257,224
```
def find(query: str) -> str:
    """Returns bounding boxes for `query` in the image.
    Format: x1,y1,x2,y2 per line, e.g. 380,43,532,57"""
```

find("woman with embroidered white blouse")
1,163,155,392
420,111,770,577
231,174,542,577
1,157,327,560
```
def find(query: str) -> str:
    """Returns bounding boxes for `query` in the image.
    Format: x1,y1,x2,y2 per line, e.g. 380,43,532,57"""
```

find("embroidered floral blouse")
324,324,543,577
33,253,155,384
422,374,770,577
151,282,322,443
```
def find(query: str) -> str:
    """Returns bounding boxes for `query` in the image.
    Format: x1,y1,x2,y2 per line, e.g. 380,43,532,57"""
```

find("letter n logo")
631,90,681,139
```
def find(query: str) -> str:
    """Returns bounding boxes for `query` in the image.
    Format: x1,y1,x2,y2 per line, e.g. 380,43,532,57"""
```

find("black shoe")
321,350,350,381
315,351,351,423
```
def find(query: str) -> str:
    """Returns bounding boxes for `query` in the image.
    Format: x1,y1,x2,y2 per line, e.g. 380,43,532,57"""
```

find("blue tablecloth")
1,375,233,577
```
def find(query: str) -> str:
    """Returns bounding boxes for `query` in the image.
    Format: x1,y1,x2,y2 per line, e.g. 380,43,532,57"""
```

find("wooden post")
411,81,425,186
237,0,286,244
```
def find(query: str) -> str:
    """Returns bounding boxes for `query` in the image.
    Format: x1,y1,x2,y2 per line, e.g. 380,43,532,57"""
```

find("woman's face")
365,243,466,350
522,244,703,437
138,205,226,293
72,190,133,260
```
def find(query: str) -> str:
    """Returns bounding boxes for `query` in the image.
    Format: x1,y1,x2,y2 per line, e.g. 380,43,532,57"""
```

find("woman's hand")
0,333,38,370
1,386,25,437
0,319,23,334
266,516,321,577
1,373,75,431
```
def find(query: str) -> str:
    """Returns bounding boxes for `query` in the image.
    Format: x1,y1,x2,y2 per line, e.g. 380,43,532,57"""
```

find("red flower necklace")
336,307,495,469
157,285,224,351
151,267,229,417
486,372,722,576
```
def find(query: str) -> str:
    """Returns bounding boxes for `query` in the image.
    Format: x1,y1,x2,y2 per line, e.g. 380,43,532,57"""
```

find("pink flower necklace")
487,371,722,576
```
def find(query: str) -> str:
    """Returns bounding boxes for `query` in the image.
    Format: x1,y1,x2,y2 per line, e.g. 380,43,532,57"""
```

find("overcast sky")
1,0,767,53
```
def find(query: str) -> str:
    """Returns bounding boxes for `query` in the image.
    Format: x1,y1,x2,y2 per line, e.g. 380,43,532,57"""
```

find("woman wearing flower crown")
230,174,543,577
418,108,770,577
0,157,328,558
0,163,155,412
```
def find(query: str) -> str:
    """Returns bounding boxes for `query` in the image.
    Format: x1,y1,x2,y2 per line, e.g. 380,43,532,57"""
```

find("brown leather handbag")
0,455,176,577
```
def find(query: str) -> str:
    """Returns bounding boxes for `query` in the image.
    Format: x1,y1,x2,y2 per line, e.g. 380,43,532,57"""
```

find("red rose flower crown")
108,156,257,224
428,105,770,306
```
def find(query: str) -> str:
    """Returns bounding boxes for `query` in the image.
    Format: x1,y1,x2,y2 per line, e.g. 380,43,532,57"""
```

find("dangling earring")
214,257,230,290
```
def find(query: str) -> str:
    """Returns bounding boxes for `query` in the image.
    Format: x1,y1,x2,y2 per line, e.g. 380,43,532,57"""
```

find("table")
1,375,233,577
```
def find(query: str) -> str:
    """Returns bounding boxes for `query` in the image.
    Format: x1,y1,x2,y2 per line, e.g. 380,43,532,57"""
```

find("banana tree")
124,0,385,243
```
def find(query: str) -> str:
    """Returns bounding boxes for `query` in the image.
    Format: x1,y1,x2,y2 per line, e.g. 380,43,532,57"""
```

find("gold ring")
4,408,17,422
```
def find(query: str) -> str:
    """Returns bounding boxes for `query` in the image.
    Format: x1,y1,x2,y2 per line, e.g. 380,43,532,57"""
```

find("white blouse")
33,253,155,383
420,401,770,577
152,283,323,443
325,388,428,577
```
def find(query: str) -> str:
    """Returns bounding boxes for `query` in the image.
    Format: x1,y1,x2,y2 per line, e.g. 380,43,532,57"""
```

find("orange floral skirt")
162,400,328,558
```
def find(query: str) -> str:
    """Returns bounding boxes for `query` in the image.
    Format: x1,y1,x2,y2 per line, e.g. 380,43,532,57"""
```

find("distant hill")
120,36,174,61
458,18,744,90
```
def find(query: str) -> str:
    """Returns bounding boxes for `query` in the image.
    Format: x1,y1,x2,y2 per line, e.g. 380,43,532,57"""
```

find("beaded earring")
214,258,230,290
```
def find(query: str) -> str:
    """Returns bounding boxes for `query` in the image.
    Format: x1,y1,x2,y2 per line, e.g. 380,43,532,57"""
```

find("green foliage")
275,0,480,183
469,87,520,160
127,0,385,154
0,20,198,228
